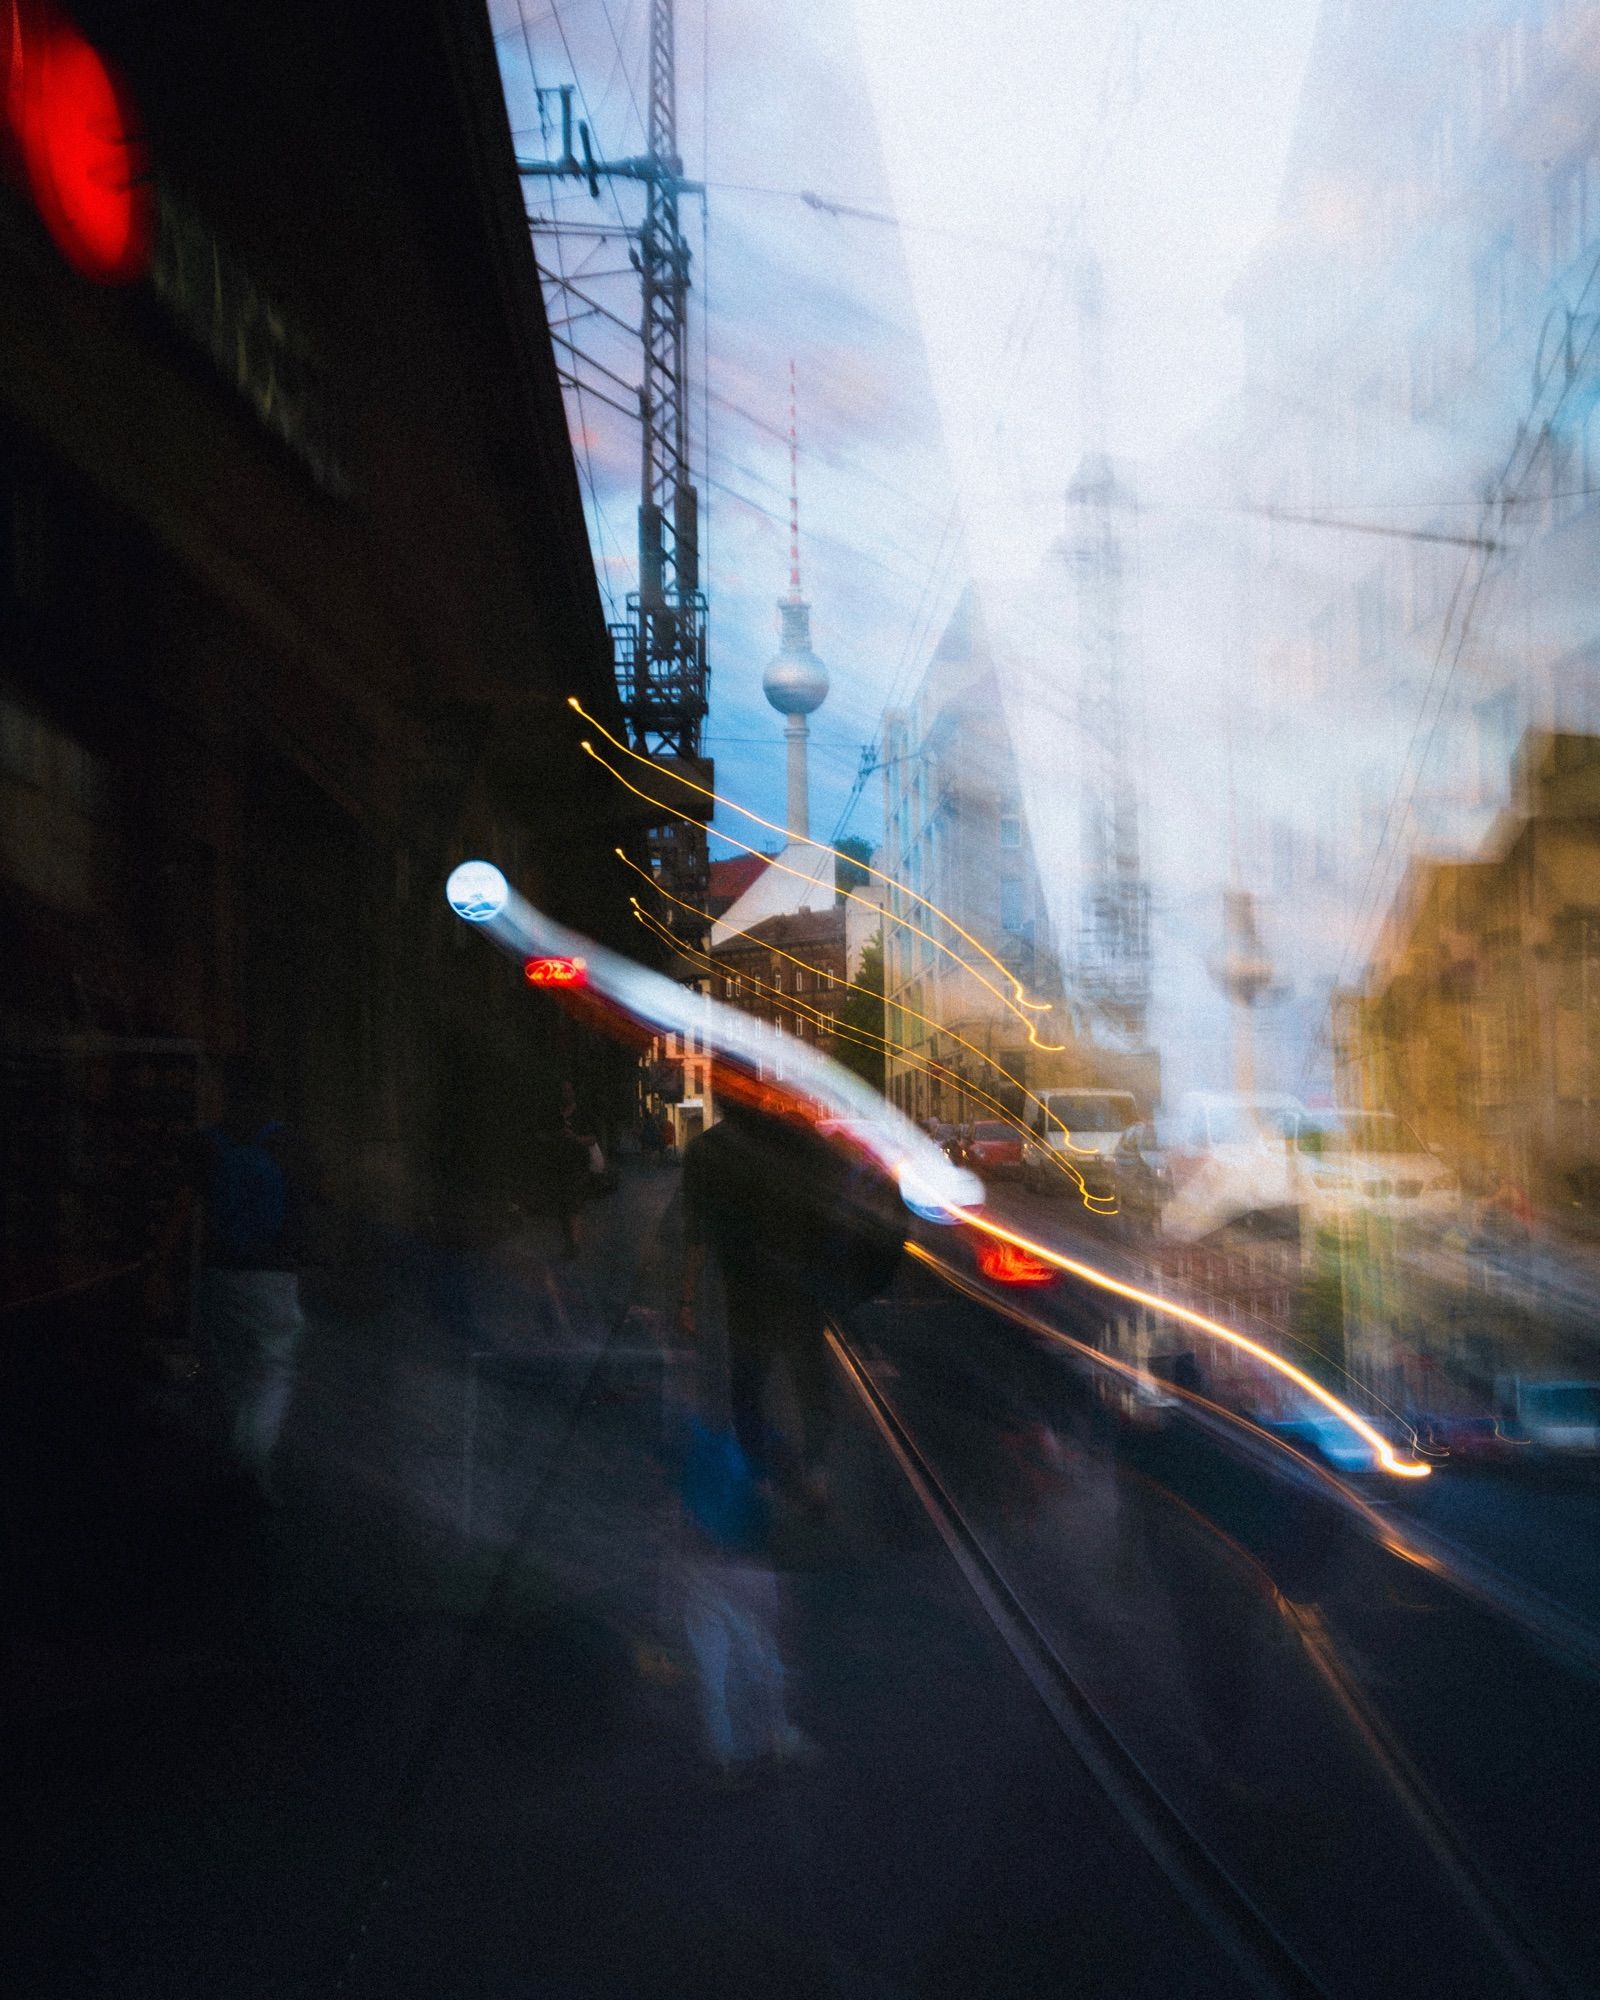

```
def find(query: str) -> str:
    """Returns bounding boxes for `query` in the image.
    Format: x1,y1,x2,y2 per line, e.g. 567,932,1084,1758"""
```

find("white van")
1024,1088,1139,1197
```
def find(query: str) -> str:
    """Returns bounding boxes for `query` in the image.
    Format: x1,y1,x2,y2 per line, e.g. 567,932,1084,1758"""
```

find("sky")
490,0,1321,859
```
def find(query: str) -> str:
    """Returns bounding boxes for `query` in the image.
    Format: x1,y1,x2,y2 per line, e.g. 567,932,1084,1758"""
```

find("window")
1583,399,1600,498
1475,690,1517,801
1310,605,1337,692
1353,377,1382,469
1000,878,1025,932
1552,421,1581,524
1410,540,1432,628
999,814,1021,850
1423,111,1454,195
1271,821,1295,894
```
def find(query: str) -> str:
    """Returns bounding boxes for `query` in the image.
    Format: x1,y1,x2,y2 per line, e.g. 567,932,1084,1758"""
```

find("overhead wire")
1300,242,1600,1091
515,0,637,622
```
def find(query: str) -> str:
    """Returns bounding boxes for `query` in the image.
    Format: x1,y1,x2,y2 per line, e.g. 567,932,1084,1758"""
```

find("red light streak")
975,1239,1057,1286
4,1,152,283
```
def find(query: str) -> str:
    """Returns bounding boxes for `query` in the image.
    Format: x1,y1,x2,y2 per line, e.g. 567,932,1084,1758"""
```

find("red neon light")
976,1239,1056,1287
524,956,587,988
4,1,152,283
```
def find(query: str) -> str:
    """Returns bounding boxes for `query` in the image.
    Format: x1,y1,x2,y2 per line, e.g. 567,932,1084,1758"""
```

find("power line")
514,0,635,621
1300,254,1600,1093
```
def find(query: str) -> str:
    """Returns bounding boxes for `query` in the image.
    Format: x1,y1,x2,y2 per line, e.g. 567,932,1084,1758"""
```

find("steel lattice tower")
519,0,710,916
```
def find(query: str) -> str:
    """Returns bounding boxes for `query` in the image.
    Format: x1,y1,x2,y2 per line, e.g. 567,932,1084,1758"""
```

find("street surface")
8,1161,1600,1997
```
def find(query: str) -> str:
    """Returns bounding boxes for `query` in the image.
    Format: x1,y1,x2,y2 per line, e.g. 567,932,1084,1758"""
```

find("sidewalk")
6,1159,1236,2000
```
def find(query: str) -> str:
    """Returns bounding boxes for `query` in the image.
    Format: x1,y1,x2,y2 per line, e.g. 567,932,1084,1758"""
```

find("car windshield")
1300,1113,1426,1155
971,1121,1015,1141
1042,1094,1136,1133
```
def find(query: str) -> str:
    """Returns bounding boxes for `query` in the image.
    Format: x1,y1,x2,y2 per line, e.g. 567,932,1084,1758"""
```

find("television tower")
762,361,829,838
1063,250,1151,1045
518,0,710,919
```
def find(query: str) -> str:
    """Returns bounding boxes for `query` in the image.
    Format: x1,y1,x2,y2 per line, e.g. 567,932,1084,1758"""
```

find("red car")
963,1119,1026,1177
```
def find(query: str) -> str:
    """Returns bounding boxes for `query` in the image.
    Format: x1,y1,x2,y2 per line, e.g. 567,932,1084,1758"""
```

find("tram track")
827,1320,1329,2000
827,1304,1575,2000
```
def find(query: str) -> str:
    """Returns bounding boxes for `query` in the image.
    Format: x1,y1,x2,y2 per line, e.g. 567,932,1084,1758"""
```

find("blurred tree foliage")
834,835,873,895
833,933,885,1094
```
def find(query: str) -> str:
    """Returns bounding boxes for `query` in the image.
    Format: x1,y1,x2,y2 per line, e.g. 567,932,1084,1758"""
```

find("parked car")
1023,1088,1138,1199
1109,1118,1174,1227
1263,1398,1375,1474
1404,1411,1511,1468
962,1118,1027,1178
1293,1109,1461,1225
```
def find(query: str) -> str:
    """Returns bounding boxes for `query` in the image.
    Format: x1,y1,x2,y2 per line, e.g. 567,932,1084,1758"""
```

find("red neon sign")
976,1239,1056,1287
524,955,588,988
3,1,152,283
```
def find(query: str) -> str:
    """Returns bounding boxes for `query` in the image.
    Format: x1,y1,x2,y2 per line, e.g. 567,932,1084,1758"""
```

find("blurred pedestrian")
676,1076,902,1512
152,1055,307,1504
547,1078,599,1257
640,1106,664,1171
674,1409,816,1786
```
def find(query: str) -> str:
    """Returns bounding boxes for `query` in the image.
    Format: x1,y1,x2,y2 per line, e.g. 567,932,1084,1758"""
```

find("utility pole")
519,0,711,927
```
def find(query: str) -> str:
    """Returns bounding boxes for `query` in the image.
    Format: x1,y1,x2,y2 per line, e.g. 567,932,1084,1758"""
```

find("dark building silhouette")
0,0,639,1298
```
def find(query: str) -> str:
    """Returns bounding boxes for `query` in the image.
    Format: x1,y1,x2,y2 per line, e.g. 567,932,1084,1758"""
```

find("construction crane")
518,0,711,923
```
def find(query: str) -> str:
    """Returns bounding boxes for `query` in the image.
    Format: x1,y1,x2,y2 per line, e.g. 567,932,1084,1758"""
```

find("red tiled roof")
706,852,772,912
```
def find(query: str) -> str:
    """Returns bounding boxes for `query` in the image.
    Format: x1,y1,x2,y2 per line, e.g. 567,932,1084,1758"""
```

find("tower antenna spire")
763,357,829,840
788,357,802,600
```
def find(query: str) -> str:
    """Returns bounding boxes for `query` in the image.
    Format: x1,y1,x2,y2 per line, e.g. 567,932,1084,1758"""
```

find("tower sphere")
763,601,829,715
763,644,829,715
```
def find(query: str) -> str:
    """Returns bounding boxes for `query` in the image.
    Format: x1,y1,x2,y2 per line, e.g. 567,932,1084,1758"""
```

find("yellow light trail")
568,696,1072,1024
929,1215,1431,1479
587,746,1065,1051
590,741,1064,1050
629,899,991,1118
616,847,1102,1167
626,901,1113,1205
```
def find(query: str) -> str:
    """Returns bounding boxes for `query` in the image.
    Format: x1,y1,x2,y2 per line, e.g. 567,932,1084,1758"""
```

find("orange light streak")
936,1214,1430,1479
572,695,1054,1012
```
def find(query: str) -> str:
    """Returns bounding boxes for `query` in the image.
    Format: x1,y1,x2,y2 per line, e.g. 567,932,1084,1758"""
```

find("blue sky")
491,0,1319,861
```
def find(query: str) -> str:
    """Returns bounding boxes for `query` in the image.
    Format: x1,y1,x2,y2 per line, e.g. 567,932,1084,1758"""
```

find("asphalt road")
982,1175,1600,1633
854,1247,1600,1999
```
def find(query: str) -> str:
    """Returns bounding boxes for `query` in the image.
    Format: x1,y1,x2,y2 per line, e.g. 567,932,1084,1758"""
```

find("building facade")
1345,730,1600,1223
879,588,1081,1127
0,0,640,1301
1163,0,1600,1102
